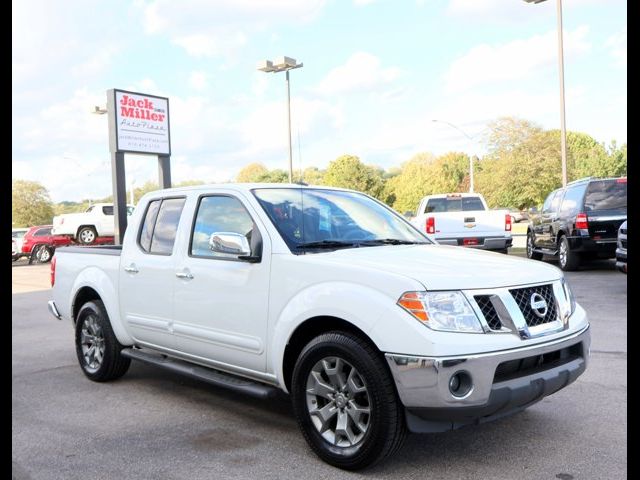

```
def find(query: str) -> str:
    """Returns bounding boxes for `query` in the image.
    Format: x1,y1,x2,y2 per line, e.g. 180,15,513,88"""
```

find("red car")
15,225,115,264
17,225,72,263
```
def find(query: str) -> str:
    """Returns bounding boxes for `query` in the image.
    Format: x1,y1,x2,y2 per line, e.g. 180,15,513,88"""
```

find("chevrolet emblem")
464,223,476,228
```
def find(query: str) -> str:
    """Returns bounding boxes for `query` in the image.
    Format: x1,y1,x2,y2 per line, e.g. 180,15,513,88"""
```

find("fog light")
449,371,473,398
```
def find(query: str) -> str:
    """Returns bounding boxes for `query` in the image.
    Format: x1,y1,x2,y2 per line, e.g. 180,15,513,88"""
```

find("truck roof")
140,183,358,197
422,193,484,199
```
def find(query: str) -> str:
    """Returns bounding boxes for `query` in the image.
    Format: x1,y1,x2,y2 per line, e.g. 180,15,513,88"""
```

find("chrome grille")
509,284,558,327
621,239,627,249
475,295,502,330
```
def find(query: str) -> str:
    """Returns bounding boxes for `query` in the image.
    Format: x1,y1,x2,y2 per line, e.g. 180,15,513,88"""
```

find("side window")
138,198,186,255
550,190,564,213
190,196,255,259
542,191,557,213
103,206,114,215
138,200,161,252
560,185,586,217
34,228,51,237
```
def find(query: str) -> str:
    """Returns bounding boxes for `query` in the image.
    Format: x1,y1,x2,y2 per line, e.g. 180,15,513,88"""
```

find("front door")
172,194,271,373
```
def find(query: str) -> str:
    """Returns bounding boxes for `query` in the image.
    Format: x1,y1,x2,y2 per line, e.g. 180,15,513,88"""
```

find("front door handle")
176,271,194,280
124,264,139,274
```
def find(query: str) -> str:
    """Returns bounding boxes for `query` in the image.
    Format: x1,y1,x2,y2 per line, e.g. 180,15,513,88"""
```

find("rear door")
583,179,627,240
119,197,186,350
99,205,115,237
535,189,561,248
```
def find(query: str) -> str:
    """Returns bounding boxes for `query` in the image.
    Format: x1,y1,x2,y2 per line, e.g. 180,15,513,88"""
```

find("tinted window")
103,206,114,215
149,198,186,254
191,196,255,259
584,179,627,212
34,228,51,237
550,190,564,212
560,185,586,216
425,196,485,213
542,190,558,213
138,200,161,252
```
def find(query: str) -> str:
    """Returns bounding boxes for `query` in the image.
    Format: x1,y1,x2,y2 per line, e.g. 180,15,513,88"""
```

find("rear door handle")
124,264,139,274
176,271,194,280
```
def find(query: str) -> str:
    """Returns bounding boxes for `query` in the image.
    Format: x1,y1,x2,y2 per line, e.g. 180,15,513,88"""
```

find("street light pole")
257,56,303,184
432,119,476,193
524,0,568,187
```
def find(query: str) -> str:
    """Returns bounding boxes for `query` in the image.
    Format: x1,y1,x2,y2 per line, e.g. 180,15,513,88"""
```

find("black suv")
526,177,627,271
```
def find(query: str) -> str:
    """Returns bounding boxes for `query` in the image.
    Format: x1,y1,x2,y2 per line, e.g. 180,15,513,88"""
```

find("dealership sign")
111,89,171,155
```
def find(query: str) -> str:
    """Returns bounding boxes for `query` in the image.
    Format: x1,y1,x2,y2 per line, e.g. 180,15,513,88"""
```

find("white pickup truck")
52,203,134,244
49,184,589,470
412,193,513,252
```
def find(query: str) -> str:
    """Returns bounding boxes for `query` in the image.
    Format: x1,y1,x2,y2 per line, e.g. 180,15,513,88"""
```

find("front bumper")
385,325,590,432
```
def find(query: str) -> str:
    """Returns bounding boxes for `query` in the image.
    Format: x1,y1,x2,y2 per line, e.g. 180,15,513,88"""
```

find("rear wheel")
291,332,406,470
526,231,543,260
558,235,580,271
78,227,97,245
75,300,131,382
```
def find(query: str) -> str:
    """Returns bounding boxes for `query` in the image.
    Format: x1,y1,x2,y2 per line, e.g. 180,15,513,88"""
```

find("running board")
534,248,558,255
121,348,279,399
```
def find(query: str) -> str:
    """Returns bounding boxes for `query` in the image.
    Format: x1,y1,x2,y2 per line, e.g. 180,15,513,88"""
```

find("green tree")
12,180,55,227
236,163,268,182
257,169,288,183
300,166,325,185
323,155,386,199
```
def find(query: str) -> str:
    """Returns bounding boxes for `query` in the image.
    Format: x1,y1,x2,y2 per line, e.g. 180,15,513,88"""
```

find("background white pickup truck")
49,184,589,470
52,203,134,244
412,193,513,252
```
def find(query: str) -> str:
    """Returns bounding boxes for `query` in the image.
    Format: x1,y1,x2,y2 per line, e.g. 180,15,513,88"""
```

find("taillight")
505,214,512,232
576,213,589,230
50,256,56,287
426,217,435,234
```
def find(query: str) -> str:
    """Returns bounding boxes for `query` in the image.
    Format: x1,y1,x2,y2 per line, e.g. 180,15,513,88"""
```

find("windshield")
252,188,430,252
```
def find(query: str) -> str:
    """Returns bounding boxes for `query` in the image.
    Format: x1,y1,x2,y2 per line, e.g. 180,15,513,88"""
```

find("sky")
12,0,627,202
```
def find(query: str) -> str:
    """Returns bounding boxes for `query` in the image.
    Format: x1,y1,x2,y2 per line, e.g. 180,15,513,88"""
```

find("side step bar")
533,247,558,256
121,348,279,399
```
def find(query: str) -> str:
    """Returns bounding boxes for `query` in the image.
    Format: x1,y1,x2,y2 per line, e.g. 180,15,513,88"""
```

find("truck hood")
301,244,562,290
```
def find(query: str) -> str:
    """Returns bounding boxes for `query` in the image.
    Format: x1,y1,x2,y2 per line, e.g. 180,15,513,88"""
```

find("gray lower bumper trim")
48,300,62,320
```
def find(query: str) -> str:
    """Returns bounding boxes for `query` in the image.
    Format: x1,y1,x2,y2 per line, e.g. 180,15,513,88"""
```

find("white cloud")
71,45,120,77
444,26,591,92
605,28,626,67
315,52,402,96
137,0,326,58
188,71,209,90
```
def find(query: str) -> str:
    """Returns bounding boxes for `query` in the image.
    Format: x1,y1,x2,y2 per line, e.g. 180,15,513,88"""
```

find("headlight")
559,277,577,319
397,291,483,333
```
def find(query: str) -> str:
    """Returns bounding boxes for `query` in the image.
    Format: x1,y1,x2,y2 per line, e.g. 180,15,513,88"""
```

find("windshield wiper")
294,240,358,249
358,238,429,246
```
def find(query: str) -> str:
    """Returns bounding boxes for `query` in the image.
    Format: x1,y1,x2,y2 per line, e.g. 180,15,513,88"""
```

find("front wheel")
527,231,543,260
291,332,406,470
32,245,53,263
558,235,580,271
75,300,131,382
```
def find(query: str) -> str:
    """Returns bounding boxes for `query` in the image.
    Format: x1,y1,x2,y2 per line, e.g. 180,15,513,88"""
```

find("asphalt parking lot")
12,256,626,480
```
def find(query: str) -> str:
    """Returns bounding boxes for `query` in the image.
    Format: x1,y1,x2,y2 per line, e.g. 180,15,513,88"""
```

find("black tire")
12,255,19,262
291,331,407,470
526,231,543,260
75,300,131,382
558,235,580,271
32,245,53,264
77,226,98,245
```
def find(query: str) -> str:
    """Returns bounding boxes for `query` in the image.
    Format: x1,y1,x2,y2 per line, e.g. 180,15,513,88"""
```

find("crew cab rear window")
425,196,484,213
103,206,114,215
138,198,186,255
584,179,627,212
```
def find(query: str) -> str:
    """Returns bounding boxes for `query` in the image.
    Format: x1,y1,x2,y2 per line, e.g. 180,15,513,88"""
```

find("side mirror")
529,206,539,214
403,211,414,219
209,232,250,256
